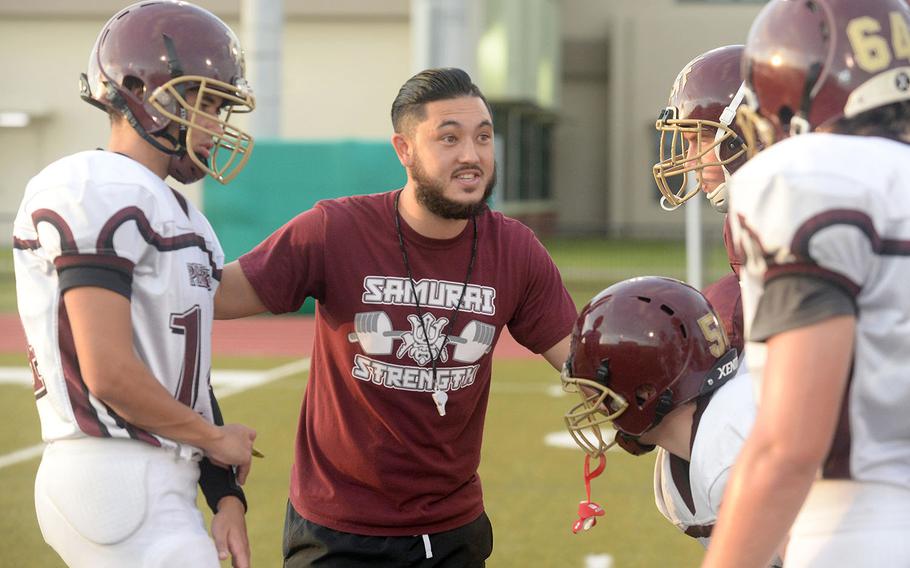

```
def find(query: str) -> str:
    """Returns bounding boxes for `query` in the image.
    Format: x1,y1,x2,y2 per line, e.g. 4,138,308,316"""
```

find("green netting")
204,139,406,313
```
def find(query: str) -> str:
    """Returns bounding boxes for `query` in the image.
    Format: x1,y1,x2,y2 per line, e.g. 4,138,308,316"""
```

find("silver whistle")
432,390,448,417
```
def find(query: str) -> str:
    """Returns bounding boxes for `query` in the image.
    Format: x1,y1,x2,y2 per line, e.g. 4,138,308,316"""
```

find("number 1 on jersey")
170,305,202,408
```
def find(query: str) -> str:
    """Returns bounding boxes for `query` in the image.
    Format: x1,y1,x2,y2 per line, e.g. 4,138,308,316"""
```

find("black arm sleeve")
198,386,248,513
58,265,132,299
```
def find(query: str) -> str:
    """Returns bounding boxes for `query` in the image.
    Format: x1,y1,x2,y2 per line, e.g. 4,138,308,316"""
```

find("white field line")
0,358,310,471
0,367,32,385
211,358,311,398
585,554,614,568
0,445,44,470
544,430,620,452
489,382,566,395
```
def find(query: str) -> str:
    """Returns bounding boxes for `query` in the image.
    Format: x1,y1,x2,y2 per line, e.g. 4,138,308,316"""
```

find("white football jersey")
730,133,910,487
13,150,222,451
653,367,756,548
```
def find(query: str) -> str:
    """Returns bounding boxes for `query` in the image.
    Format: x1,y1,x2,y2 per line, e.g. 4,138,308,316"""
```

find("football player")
653,44,750,279
13,2,258,567
704,1,910,567
653,44,749,216
561,276,785,567
642,49,779,563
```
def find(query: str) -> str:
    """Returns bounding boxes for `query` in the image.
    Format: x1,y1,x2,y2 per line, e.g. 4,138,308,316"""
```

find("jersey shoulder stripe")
97,206,223,280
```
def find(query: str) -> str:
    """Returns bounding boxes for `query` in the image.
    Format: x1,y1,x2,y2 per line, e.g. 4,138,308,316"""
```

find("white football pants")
785,479,910,567
34,437,220,568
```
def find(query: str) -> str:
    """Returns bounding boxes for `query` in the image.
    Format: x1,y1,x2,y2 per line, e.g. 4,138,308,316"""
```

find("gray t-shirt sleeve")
750,274,857,342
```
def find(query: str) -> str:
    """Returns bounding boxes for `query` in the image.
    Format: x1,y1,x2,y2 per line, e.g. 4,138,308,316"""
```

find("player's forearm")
706,319,853,567
702,431,817,568
87,357,221,449
66,287,255,469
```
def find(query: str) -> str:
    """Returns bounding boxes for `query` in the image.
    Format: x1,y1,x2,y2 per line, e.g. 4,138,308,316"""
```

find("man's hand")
211,496,250,568
205,423,257,485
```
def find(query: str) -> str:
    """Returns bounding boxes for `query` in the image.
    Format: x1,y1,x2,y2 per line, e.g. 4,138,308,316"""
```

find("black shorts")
283,501,494,568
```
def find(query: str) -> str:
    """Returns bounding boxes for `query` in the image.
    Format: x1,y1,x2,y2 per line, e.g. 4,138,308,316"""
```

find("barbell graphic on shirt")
346,311,495,363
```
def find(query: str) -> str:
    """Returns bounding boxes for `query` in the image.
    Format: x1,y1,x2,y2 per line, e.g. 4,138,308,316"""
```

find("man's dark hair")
831,100,910,143
391,68,491,133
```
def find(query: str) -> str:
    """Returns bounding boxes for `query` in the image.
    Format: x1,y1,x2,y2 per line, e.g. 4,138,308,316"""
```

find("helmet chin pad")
168,152,207,184
706,180,728,213
615,431,656,456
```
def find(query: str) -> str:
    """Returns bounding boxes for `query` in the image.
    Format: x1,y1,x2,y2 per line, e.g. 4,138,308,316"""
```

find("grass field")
0,238,728,567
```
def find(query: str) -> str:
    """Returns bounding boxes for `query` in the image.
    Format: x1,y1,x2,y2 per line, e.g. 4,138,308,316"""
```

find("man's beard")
412,156,496,220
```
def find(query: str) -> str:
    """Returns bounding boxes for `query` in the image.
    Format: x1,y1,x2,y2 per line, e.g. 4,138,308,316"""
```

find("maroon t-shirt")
239,191,576,535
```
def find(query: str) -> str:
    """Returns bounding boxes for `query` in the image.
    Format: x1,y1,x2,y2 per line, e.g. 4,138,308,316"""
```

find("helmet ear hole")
122,75,146,99
778,106,795,131
634,384,657,409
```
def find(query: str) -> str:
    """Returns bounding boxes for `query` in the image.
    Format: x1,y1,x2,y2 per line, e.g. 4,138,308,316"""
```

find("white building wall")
0,2,409,236
562,0,765,237
281,19,410,140
0,0,769,239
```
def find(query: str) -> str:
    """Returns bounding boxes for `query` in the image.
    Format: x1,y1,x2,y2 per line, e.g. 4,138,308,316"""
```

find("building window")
490,102,556,205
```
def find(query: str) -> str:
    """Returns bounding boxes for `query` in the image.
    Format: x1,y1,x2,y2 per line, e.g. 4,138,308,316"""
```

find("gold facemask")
149,75,256,184
652,108,746,211
561,365,628,457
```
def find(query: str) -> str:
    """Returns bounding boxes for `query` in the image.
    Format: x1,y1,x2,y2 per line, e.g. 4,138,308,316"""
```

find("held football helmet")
738,0,910,153
561,277,738,457
653,45,750,213
81,0,255,184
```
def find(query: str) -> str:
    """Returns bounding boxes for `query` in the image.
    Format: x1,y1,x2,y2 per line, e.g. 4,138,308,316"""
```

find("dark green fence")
204,139,406,313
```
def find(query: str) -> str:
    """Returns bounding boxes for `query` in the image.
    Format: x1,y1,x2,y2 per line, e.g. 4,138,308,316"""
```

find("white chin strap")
659,195,682,212
706,180,728,213
707,82,747,215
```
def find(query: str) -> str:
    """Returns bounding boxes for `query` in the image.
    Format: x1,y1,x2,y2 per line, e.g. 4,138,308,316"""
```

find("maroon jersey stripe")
170,188,189,217
57,302,108,438
59,299,163,446
13,236,40,250
669,394,715,516
791,208,910,258
764,263,861,298
735,213,772,256
96,206,220,276
32,209,78,253
822,359,854,480
99,403,162,447
669,453,696,515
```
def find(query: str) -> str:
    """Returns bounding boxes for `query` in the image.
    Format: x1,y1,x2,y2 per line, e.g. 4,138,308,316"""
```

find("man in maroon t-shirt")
215,67,577,567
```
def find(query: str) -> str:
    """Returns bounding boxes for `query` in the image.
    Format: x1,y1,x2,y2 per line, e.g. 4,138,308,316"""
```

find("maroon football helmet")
562,277,738,457
653,45,750,213
81,1,255,183
701,273,744,357
739,0,910,150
